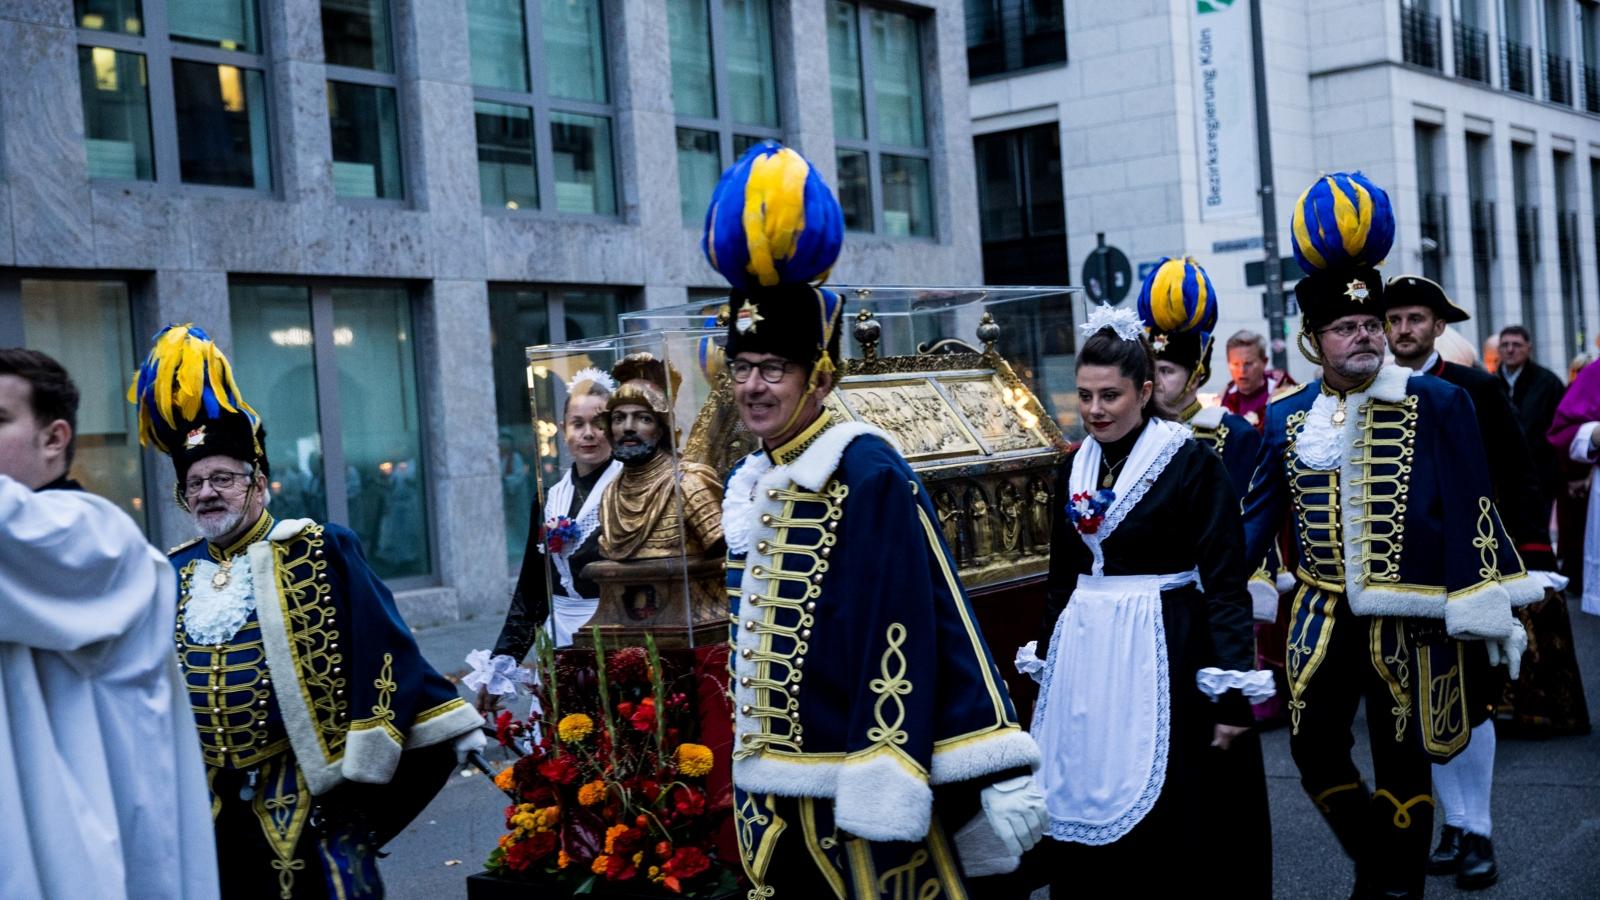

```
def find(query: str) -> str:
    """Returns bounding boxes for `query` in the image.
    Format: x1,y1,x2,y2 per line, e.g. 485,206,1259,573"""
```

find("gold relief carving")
998,482,1022,553
1027,476,1052,550
933,489,965,565
965,485,992,562
837,380,982,461
941,375,1051,454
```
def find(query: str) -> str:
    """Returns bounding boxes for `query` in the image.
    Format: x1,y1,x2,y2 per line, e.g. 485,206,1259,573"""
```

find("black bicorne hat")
1381,274,1470,323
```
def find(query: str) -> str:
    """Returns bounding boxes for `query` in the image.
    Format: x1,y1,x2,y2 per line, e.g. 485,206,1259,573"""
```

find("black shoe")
1456,832,1499,890
1427,824,1463,875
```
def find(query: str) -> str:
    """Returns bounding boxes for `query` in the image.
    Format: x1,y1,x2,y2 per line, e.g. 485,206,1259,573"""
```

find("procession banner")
1191,0,1259,220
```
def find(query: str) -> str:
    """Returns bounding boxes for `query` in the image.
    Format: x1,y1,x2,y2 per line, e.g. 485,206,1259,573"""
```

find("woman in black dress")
1019,311,1269,894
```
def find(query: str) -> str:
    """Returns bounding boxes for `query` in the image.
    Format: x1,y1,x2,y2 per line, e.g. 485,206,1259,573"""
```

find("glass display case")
526,286,1078,670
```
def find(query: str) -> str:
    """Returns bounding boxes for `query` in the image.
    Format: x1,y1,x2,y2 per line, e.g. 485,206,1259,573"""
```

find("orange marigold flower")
675,742,714,778
604,823,630,855
557,713,595,743
577,781,607,807
558,850,572,869
493,765,516,792
591,854,611,876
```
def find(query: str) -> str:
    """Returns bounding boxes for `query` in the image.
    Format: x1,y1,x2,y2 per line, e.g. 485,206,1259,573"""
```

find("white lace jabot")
185,557,257,646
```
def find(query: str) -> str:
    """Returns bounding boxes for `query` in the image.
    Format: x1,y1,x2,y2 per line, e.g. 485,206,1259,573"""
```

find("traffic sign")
1082,236,1133,304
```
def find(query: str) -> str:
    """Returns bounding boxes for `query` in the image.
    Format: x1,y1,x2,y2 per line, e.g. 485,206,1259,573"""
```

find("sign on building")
1191,0,1258,221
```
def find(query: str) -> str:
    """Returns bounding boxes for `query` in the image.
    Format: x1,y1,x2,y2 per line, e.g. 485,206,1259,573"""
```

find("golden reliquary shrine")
521,287,1081,708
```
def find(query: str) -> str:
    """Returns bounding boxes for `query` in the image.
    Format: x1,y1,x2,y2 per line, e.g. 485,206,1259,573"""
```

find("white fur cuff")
931,728,1040,784
1196,668,1276,703
833,751,933,842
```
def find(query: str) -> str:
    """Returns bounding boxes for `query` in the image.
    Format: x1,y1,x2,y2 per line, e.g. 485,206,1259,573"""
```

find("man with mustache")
596,353,724,565
1242,174,1537,899
131,325,483,899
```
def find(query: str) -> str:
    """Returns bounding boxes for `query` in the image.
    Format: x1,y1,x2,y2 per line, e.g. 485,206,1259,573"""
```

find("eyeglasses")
1318,320,1385,340
184,469,254,497
728,359,795,384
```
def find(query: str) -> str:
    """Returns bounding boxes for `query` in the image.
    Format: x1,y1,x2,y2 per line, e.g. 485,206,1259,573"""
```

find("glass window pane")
556,289,621,341
173,61,271,189
1023,125,1064,234
668,0,716,118
75,0,143,35
733,133,766,158
476,101,538,210
881,154,931,237
837,149,872,232
327,81,404,199
542,0,608,103
168,0,259,52
677,127,721,225
976,132,1022,241
228,284,329,526
869,8,925,147
827,2,866,140
488,288,548,568
550,111,615,215
331,287,430,579
321,0,394,72
725,0,779,127
19,280,148,532
468,0,530,91
78,47,155,181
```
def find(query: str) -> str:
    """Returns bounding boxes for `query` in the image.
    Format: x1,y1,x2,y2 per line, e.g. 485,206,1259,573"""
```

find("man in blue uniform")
131,325,483,899
1242,174,1539,899
704,144,1046,898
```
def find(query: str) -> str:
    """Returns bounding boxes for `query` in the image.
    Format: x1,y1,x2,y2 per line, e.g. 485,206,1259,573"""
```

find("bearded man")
131,325,482,900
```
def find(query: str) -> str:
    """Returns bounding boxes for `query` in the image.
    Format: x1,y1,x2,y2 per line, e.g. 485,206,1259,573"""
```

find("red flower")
660,846,712,893
672,785,705,818
522,782,557,807
602,853,638,881
537,753,580,785
629,698,657,733
610,825,646,856
505,831,558,871
607,646,651,685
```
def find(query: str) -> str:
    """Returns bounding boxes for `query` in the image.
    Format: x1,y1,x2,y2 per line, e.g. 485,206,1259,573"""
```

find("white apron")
1029,418,1192,844
540,461,621,648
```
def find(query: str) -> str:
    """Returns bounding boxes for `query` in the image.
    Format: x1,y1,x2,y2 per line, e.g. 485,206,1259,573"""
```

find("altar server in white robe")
0,347,218,900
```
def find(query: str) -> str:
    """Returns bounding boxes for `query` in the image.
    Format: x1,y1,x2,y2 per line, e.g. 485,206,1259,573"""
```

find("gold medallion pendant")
1101,473,1115,489
212,559,233,589
1330,397,1348,427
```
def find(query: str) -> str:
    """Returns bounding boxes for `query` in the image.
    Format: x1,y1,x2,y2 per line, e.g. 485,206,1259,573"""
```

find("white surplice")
1568,423,1600,616
0,475,218,900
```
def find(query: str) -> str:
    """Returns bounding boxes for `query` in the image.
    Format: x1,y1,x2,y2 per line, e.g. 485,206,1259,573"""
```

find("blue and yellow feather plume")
127,324,258,453
1136,256,1217,336
702,142,844,291
1290,171,1395,274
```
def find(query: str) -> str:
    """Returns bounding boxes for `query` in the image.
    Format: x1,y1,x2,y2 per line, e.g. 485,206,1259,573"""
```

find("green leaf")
573,874,598,895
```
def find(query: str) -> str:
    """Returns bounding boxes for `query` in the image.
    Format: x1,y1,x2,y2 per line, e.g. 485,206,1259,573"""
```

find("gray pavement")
382,597,1600,898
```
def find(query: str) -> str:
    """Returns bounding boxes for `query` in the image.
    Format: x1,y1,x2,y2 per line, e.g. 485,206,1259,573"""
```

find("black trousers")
1285,588,1435,898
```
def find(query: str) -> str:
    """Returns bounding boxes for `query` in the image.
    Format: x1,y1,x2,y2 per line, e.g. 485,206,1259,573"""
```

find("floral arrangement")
484,631,737,896
541,516,582,555
1067,488,1116,535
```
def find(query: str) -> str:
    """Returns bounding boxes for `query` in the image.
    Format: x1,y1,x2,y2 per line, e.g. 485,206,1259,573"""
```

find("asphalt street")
383,594,1600,899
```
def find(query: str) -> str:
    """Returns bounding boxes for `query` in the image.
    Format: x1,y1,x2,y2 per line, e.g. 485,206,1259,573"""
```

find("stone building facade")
0,0,981,625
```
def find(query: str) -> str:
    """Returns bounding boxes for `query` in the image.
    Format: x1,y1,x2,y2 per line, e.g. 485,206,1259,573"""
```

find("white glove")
1484,621,1528,681
978,775,1048,857
454,728,487,765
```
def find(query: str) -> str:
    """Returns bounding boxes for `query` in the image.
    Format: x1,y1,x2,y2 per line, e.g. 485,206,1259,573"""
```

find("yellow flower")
577,780,607,807
604,823,629,855
494,765,516,792
557,713,595,743
631,851,643,866
510,813,537,831
675,742,715,778
648,865,664,884
558,850,571,869
591,854,611,875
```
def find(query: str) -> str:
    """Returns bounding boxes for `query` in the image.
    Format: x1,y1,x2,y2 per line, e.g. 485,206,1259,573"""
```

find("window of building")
974,124,1067,285
1554,151,1585,354
1582,1,1600,112
1510,142,1539,338
229,282,432,582
467,0,617,215
73,0,273,190
1400,1,1443,70
1455,0,1492,82
828,1,934,237
322,0,404,200
0,275,150,532
964,1,1067,80
1503,0,1536,93
668,0,782,224
1465,133,1498,329
487,285,625,569
1544,0,1574,103
1414,123,1447,284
